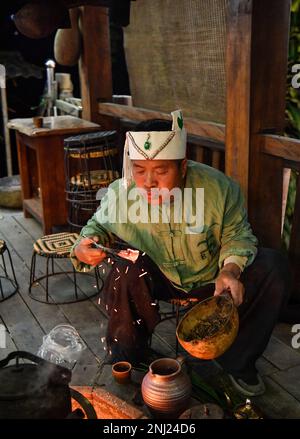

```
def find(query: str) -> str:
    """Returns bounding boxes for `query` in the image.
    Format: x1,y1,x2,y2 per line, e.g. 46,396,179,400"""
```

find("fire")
71,386,144,419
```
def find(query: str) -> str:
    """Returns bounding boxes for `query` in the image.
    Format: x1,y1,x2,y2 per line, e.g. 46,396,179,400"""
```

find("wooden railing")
260,134,300,253
98,103,226,143
259,133,300,298
261,134,300,163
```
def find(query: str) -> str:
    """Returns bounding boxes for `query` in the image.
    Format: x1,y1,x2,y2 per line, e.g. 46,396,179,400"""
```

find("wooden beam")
260,134,300,163
225,0,253,198
252,139,284,248
79,6,113,126
250,3,291,134
248,0,291,248
186,134,224,152
226,0,290,247
98,103,226,142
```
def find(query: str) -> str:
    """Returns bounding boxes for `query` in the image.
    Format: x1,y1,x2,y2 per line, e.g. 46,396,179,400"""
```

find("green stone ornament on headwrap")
177,112,184,130
144,133,151,150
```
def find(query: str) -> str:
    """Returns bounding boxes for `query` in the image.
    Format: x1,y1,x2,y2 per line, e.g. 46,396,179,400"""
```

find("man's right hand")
74,236,107,267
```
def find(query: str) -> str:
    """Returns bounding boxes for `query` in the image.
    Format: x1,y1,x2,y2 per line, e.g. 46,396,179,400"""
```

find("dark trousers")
102,248,290,376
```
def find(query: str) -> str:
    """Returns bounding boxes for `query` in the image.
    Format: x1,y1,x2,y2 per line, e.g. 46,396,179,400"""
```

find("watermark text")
96,183,205,234
291,324,300,349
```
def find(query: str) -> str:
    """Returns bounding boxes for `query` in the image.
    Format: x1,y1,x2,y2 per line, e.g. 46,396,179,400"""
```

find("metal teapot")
0,351,96,419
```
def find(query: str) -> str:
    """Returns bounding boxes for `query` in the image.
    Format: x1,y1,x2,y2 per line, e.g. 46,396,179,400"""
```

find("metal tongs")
82,235,140,264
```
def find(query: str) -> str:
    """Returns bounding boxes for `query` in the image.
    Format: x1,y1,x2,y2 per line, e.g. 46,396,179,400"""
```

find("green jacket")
71,161,258,293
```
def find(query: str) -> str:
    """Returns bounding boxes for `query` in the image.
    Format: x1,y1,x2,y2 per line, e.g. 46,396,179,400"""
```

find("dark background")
0,8,130,177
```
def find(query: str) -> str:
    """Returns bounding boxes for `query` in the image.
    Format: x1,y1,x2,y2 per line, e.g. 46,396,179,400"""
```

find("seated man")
71,110,290,397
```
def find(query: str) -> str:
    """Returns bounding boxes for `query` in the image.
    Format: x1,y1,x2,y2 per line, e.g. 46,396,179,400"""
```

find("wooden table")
8,116,100,234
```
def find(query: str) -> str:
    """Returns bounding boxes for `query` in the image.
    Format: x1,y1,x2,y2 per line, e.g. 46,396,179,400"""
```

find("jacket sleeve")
218,179,258,269
70,213,115,272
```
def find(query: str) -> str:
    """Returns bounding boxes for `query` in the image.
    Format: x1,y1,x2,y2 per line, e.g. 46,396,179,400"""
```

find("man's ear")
181,158,187,178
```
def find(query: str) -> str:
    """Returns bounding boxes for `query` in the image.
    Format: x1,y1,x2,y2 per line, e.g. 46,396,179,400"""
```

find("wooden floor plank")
0,239,99,367
71,363,101,386
270,365,300,402
0,222,71,330
0,292,45,354
257,356,279,377
0,239,70,331
0,316,18,361
0,216,105,365
1,213,299,418
253,376,300,419
153,318,177,350
273,322,298,350
263,335,300,370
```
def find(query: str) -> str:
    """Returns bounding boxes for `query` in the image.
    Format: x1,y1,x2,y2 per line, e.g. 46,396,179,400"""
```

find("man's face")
132,159,187,204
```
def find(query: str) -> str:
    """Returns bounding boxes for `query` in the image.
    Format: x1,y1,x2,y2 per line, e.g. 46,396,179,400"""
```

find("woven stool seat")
0,240,18,302
29,232,103,304
33,232,79,258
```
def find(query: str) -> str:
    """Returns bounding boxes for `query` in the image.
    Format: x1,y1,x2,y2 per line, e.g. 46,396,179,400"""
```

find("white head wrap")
122,109,187,187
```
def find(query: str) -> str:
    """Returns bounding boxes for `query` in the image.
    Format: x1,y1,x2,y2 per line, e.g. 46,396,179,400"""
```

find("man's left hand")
214,263,244,306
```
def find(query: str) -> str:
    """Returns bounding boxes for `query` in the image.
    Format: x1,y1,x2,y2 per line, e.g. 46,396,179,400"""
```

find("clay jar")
112,361,132,384
141,358,191,418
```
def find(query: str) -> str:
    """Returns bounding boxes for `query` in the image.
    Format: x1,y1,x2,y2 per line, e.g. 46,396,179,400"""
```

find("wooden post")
225,0,253,200
226,0,291,247
248,0,291,247
79,6,113,127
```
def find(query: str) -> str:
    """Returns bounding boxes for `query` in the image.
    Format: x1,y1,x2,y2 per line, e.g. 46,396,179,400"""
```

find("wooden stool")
29,232,103,304
0,240,19,302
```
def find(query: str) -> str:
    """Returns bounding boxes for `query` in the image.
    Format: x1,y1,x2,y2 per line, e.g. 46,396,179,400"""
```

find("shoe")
228,372,266,397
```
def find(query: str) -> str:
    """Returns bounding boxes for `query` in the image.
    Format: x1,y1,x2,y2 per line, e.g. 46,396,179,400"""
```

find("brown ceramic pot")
141,358,191,418
112,361,132,384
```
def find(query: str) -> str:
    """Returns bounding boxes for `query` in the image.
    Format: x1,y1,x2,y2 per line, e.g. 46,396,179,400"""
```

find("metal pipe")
0,69,12,176
45,59,57,117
